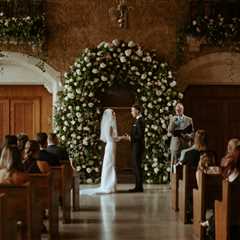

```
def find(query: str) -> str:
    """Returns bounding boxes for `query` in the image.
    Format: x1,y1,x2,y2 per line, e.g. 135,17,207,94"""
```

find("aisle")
58,184,193,240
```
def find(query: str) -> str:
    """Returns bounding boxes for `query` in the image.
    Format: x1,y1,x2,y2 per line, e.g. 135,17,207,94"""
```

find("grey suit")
168,115,194,170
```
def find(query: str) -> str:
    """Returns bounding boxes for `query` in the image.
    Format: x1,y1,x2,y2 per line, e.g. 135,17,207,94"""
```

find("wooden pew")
179,165,197,224
0,193,7,240
215,179,240,240
193,172,222,240
60,160,80,211
28,173,59,240
51,164,72,223
171,164,183,211
72,170,80,211
0,182,41,240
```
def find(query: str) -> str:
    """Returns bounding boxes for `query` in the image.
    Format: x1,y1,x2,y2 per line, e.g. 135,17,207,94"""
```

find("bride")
80,108,120,195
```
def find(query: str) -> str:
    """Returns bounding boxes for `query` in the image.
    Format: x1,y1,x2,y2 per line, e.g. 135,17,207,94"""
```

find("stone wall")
46,0,189,75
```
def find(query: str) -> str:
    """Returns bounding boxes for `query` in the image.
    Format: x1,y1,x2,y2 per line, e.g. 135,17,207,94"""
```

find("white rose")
146,56,152,62
92,68,98,74
125,49,132,57
178,93,184,99
76,69,81,75
170,81,177,87
147,103,153,108
120,56,127,63
88,103,94,108
97,41,106,48
128,41,136,47
141,73,147,80
86,168,92,173
112,39,120,46
86,178,93,184
100,63,106,68
61,136,66,141
136,49,143,57
154,168,159,174
101,76,108,81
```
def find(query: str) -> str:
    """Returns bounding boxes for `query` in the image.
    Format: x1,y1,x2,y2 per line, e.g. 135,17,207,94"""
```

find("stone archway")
0,51,62,104
177,52,240,91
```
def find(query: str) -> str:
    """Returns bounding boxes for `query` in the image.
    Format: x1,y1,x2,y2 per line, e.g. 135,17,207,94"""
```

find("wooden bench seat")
28,173,59,240
171,165,183,211
215,179,240,240
60,160,80,211
51,164,72,223
0,193,7,240
193,172,222,239
179,165,198,224
0,182,41,240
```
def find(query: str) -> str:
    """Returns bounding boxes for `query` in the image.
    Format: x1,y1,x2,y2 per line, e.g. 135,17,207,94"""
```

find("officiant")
168,103,194,172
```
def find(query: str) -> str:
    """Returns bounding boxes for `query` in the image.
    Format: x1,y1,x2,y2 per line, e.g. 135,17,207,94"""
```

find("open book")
173,124,193,137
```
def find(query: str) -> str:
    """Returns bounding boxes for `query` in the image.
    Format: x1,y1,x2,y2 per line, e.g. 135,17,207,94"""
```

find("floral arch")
54,40,182,184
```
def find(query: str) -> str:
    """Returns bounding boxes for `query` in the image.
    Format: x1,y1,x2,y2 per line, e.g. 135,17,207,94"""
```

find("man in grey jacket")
168,103,194,171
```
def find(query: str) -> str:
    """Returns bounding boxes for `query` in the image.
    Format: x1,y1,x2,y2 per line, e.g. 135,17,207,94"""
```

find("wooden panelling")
0,85,52,144
184,86,240,161
0,99,10,144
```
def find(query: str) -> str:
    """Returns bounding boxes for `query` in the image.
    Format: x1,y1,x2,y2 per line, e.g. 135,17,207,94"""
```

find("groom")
125,104,145,193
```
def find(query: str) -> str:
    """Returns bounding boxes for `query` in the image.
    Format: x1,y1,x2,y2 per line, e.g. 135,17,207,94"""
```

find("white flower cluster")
0,14,46,47
54,39,182,184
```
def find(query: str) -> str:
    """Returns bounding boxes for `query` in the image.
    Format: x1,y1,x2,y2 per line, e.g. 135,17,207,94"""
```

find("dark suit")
131,116,145,191
38,149,60,166
47,144,69,162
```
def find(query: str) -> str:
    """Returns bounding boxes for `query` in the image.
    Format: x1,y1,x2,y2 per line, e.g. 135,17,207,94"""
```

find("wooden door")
184,85,240,161
0,85,52,146
10,98,41,139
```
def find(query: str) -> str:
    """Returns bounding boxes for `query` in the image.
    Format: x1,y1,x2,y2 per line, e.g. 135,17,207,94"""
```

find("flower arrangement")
0,12,46,47
186,14,240,48
54,39,182,184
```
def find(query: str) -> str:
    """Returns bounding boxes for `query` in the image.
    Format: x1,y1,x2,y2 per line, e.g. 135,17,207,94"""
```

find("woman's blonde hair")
0,146,11,169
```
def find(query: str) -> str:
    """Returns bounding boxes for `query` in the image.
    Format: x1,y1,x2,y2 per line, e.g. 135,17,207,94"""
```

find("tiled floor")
44,184,194,240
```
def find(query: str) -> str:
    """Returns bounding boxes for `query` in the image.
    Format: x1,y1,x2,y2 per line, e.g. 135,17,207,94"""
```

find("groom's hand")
123,134,131,141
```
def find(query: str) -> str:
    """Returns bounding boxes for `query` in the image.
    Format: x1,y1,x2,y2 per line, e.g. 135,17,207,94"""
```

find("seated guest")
221,138,240,168
36,132,60,166
202,144,240,240
17,133,29,160
47,133,69,161
180,129,208,170
23,140,49,173
196,151,220,188
0,135,18,153
0,145,29,184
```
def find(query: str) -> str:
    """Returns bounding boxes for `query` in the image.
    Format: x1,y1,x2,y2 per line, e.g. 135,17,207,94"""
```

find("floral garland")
187,14,240,48
176,14,240,64
0,12,46,47
54,40,182,184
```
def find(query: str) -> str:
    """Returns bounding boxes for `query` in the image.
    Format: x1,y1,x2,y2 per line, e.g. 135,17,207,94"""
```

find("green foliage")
0,13,46,47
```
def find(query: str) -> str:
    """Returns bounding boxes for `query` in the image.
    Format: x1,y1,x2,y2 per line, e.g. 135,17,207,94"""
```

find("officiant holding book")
168,103,194,171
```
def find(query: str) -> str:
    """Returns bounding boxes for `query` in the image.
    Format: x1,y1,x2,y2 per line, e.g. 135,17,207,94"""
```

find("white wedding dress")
80,109,117,195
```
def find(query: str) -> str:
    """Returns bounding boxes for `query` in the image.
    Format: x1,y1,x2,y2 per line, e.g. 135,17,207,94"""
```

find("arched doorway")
0,51,61,144
178,52,240,159
100,86,135,182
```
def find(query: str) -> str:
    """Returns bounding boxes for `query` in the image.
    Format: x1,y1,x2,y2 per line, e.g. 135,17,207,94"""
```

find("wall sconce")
109,0,131,29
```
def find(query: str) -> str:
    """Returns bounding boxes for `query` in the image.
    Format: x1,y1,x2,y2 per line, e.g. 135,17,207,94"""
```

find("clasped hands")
114,134,131,142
